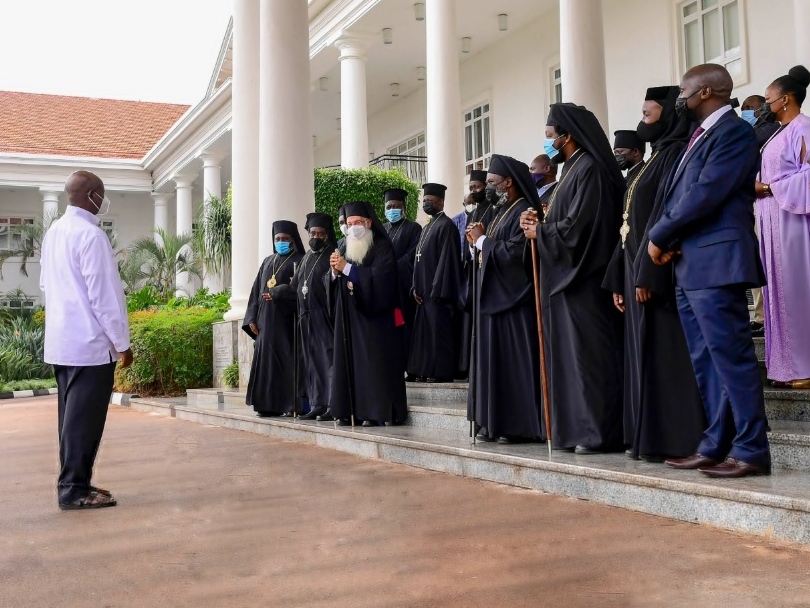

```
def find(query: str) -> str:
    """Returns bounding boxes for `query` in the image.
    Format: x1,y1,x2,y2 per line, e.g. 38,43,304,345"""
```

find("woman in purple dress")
755,65,810,389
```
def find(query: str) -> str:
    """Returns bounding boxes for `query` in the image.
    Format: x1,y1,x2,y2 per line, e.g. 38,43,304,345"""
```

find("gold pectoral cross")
619,221,630,249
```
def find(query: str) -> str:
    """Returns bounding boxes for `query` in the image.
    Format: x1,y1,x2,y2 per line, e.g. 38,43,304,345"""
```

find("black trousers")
54,362,116,504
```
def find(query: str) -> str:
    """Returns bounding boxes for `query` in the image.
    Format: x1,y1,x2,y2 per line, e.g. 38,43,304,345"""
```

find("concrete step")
126,395,810,546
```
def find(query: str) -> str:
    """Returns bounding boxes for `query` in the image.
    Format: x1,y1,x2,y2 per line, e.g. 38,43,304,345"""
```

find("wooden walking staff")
527,208,553,456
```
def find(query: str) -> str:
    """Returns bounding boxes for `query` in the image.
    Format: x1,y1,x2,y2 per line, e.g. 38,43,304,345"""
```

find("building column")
795,0,810,65
332,33,372,170
151,192,171,245
200,152,225,293
258,0,315,258
40,189,60,228
225,0,261,322
173,174,195,297
425,0,465,215
559,0,609,128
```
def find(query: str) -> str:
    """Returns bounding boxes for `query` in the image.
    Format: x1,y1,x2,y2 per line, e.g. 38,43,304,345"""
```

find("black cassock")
603,142,705,458
326,239,408,424
270,245,336,410
455,203,498,378
243,250,304,415
535,152,624,450
468,199,543,440
408,212,463,380
385,219,422,346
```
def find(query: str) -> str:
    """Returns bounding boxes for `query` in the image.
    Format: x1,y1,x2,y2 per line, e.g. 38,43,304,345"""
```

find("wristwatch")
763,183,772,196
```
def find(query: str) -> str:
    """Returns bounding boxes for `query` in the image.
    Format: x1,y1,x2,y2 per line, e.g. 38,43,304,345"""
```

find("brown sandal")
59,490,117,510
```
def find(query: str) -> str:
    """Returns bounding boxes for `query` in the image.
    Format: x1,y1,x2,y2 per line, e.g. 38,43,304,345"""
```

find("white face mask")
465,203,477,214
88,191,111,216
340,224,349,237
348,225,367,240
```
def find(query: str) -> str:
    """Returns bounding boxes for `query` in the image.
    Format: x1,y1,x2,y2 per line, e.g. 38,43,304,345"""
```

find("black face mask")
674,87,704,121
484,184,500,205
636,119,667,143
614,152,631,171
471,190,487,204
422,201,440,216
309,237,326,252
758,101,774,121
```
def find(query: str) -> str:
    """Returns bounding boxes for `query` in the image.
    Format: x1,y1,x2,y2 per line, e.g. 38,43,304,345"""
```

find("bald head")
65,171,105,213
682,63,733,100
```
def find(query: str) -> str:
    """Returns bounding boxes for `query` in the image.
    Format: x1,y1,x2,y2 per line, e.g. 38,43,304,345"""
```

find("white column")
150,192,171,245
426,0,465,216
258,0,314,259
560,0,609,129
173,174,195,297
200,152,225,292
40,189,60,228
332,33,372,170
795,0,810,65
226,0,261,322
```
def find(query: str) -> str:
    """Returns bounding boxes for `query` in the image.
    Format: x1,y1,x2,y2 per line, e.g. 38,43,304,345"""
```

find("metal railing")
369,154,427,185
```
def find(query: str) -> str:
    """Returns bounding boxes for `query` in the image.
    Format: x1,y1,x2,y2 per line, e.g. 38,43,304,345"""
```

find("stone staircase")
127,336,810,546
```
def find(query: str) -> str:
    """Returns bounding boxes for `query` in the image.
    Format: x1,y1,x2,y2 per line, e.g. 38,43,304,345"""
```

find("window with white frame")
464,102,491,175
388,132,426,157
0,217,35,252
680,0,742,78
552,66,562,104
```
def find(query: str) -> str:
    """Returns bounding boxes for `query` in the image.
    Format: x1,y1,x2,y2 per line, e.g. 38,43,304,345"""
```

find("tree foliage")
122,228,202,300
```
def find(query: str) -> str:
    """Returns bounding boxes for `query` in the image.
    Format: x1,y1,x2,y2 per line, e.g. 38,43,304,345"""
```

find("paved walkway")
2,397,810,608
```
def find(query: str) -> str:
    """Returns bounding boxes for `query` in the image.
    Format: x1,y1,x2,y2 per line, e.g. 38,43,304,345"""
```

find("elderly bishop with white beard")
326,201,408,426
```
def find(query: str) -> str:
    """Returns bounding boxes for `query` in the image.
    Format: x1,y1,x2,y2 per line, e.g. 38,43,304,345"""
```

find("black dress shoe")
362,420,379,427
405,374,419,382
665,453,719,469
575,445,603,455
475,432,495,442
256,412,277,418
625,448,639,460
298,410,321,421
698,457,771,478
280,412,292,417
316,411,335,422
337,419,353,426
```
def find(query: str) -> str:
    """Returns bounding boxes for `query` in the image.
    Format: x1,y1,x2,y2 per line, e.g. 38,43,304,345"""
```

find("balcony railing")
369,154,427,185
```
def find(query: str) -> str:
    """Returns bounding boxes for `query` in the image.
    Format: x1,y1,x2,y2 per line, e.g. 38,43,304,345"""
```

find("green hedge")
314,167,420,233
0,378,56,392
114,307,221,397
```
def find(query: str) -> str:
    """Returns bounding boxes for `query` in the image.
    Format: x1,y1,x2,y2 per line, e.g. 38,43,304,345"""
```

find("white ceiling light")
461,37,472,53
390,83,400,97
416,66,426,81
382,28,393,44
414,3,425,21
319,77,328,91
498,14,508,31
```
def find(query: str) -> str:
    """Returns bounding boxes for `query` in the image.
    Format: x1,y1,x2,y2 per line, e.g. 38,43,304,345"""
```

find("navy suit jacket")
648,110,766,291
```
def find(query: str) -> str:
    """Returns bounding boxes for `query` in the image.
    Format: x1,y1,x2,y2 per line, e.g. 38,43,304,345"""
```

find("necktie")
687,126,706,152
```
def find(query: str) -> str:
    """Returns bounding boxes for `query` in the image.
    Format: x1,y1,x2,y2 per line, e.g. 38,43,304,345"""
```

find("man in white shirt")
40,170,133,510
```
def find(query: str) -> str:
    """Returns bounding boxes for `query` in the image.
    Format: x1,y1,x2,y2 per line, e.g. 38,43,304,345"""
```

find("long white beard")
345,229,374,264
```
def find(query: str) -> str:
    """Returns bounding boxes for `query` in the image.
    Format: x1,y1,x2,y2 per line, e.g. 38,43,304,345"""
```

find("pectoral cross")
619,220,630,249
301,280,309,298
415,252,422,262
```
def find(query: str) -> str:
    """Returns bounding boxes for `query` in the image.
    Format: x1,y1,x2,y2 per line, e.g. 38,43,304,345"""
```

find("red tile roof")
0,91,190,159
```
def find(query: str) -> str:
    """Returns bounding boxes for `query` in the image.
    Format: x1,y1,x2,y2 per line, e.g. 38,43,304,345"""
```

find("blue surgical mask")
741,109,758,126
385,208,403,223
275,241,291,255
544,135,563,159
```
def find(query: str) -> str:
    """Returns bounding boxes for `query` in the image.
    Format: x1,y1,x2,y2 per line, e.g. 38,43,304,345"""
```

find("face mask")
385,208,403,223
471,190,487,204
422,201,440,216
530,172,546,187
348,225,366,240
340,224,349,237
309,237,326,252
741,109,758,126
758,102,774,121
543,136,563,160
614,152,630,171
465,203,477,214
486,181,509,207
636,119,667,143
484,184,500,205
674,87,704,121
88,192,111,216
275,241,292,255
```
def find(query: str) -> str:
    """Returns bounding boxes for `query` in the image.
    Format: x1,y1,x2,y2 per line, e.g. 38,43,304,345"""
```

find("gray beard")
345,230,374,264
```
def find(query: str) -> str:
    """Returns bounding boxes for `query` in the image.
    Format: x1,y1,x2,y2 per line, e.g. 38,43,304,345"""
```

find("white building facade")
0,0,805,322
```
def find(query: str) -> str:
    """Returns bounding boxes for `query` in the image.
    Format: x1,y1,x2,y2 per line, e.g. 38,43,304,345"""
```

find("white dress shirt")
40,206,130,366
675,104,734,172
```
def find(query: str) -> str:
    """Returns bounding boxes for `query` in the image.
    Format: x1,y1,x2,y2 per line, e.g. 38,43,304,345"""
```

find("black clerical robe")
271,245,336,410
468,199,543,440
326,238,407,424
408,213,463,380
385,219,422,329
535,152,624,450
603,142,705,458
243,250,304,415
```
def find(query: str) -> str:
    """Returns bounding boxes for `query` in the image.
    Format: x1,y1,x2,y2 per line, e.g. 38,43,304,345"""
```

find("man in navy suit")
647,63,771,478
